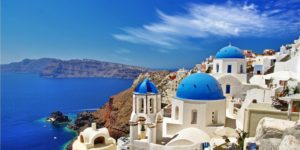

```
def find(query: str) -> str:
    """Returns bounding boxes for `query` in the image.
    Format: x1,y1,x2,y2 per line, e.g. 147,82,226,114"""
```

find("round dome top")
134,78,158,94
176,73,224,100
215,45,244,59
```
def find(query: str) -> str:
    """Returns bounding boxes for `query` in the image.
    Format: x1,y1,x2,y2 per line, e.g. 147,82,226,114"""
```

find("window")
227,65,232,73
149,98,154,113
175,106,179,120
226,85,231,94
216,64,219,72
139,98,144,113
80,135,84,143
240,65,243,73
212,111,218,124
135,98,137,113
191,110,197,124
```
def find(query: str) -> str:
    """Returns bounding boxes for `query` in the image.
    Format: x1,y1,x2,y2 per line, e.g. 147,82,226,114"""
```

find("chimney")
91,123,97,130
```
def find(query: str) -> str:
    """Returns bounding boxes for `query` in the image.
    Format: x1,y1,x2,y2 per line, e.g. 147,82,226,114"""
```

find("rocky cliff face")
1,58,59,73
1,58,151,79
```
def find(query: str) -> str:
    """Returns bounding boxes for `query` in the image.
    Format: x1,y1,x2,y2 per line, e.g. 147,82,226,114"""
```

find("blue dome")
215,45,244,59
134,78,158,94
176,73,224,100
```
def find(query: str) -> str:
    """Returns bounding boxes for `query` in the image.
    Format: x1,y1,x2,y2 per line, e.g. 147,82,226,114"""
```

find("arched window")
175,106,179,120
191,110,197,124
80,135,84,143
240,64,243,73
216,64,219,73
94,136,105,145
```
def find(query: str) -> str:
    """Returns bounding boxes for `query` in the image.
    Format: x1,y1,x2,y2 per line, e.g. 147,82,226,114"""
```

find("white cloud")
113,2,300,48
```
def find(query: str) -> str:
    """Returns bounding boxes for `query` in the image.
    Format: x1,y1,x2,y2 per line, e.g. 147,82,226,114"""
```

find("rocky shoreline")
46,111,71,125
67,111,96,131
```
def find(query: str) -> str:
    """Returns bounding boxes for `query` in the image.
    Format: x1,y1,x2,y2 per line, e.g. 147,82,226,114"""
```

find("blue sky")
1,0,300,68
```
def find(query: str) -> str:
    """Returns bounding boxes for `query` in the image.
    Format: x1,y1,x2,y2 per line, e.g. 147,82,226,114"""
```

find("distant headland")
1,58,152,79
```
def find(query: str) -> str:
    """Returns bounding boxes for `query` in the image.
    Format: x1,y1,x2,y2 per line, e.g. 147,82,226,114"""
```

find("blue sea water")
1,73,133,150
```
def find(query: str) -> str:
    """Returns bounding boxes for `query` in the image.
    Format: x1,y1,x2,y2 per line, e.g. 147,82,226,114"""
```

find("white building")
274,37,300,76
164,73,226,137
211,44,247,98
73,123,116,150
120,73,226,150
236,37,300,131
210,45,249,118
164,69,188,104
129,78,164,148
176,68,188,78
252,55,277,75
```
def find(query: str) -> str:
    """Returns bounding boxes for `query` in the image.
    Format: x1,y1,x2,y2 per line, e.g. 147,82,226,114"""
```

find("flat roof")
247,103,280,112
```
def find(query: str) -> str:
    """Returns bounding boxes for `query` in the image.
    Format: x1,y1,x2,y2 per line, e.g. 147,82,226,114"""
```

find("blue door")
227,65,232,73
226,85,231,94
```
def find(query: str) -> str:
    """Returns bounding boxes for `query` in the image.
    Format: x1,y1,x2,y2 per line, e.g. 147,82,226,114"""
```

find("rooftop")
176,73,225,100
215,45,245,59
134,78,158,94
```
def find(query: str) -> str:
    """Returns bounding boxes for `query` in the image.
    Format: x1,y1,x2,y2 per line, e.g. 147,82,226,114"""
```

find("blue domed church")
129,78,163,147
164,73,226,137
125,74,226,149
212,44,247,118
212,45,247,96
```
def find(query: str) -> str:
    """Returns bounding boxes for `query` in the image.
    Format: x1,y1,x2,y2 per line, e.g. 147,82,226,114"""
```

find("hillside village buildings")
72,37,300,150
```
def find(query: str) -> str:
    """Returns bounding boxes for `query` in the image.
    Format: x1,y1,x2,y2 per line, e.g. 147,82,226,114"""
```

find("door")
257,70,261,75
226,85,231,94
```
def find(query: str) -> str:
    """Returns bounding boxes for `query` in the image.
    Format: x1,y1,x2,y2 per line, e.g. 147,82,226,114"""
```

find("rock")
248,118,300,150
46,111,70,124
70,111,97,131
278,135,300,150
283,127,300,140
255,117,295,140
259,138,281,150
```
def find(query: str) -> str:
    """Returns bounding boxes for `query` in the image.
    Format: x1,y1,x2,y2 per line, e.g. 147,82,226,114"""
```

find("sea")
1,73,133,150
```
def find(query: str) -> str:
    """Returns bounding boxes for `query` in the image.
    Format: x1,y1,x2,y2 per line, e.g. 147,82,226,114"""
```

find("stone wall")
244,108,299,137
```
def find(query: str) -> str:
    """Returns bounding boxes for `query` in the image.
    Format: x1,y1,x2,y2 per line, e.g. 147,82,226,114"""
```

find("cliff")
1,58,151,79
69,71,171,136
91,71,171,139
